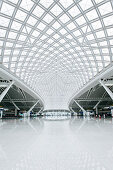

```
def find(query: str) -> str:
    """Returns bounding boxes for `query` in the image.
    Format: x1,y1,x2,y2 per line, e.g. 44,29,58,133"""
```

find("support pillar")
26,100,39,117
93,101,101,116
96,107,98,115
74,100,86,116
15,108,17,116
0,109,3,118
0,81,14,103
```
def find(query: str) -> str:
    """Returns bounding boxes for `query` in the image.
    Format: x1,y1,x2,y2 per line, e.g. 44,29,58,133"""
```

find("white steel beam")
27,100,39,116
93,100,101,109
69,107,77,115
0,81,14,103
74,100,86,115
36,107,43,115
99,80,113,100
12,101,20,110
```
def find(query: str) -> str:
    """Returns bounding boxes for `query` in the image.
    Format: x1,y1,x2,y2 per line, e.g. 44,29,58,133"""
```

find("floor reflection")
0,117,113,170
43,115,71,121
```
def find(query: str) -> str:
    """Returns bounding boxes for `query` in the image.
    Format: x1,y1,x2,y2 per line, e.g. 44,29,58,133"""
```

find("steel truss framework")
0,0,113,109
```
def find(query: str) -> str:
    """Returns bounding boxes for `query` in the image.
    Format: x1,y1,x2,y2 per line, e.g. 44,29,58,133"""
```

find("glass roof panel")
1,2,14,16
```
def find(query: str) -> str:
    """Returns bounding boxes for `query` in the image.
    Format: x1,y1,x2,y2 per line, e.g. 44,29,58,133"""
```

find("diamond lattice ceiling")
0,0,113,109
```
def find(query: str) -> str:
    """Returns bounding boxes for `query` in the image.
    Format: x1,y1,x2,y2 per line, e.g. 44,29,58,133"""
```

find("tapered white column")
99,80,113,100
74,100,86,116
26,100,39,116
0,81,14,103
0,109,3,118
93,100,101,116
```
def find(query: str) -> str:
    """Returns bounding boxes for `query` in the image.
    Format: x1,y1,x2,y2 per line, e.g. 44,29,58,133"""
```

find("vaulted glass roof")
0,0,113,109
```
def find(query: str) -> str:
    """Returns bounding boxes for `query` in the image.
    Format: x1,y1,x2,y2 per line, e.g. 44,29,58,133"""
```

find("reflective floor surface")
0,116,113,170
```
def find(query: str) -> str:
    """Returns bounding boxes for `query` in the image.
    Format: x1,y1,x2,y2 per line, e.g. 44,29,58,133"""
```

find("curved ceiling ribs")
0,0,113,109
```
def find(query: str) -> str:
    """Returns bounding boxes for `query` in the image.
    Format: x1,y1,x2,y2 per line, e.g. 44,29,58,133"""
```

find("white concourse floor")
0,116,113,170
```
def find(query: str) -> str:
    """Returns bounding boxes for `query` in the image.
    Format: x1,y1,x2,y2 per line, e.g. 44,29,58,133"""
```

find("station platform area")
0,116,113,170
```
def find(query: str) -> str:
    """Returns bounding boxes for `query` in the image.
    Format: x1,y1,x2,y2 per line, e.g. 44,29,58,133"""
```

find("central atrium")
0,0,113,169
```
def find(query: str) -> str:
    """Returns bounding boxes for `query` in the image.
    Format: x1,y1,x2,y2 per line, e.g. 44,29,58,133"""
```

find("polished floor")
0,116,113,170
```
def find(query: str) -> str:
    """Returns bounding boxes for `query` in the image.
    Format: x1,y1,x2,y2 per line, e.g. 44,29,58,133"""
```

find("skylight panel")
59,0,73,8
96,56,101,60
27,16,37,25
107,28,113,36
96,30,105,38
59,28,67,34
4,50,11,55
11,63,16,68
0,29,6,37
41,35,47,40
86,33,95,40
1,2,14,16
68,5,80,17
18,34,27,41
40,0,53,8
103,15,113,26
100,3,112,15
73,30,81,36
46,29,54,35
99,41,107,46
67,22,76,30
51,4,62,16
102,48,109,54
59,39,65,43
32,30,40,37
66,34,73,40
93,49,100,54
33,6,44,17
11,21,22,31
53,34,60,39
15,10,27,21
6,42,13,47
52,22,61,29
8,32,17,39
76,16,86,25
60,14,70,23
12,57,17,61
37,22,46,30
91,20,102,30
3,57,9,62
0,16,10,27
79,0,93,10
43,14,53,23
18,62,23,66
20,0,34,11
86,10,98,20
13,50,19,55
